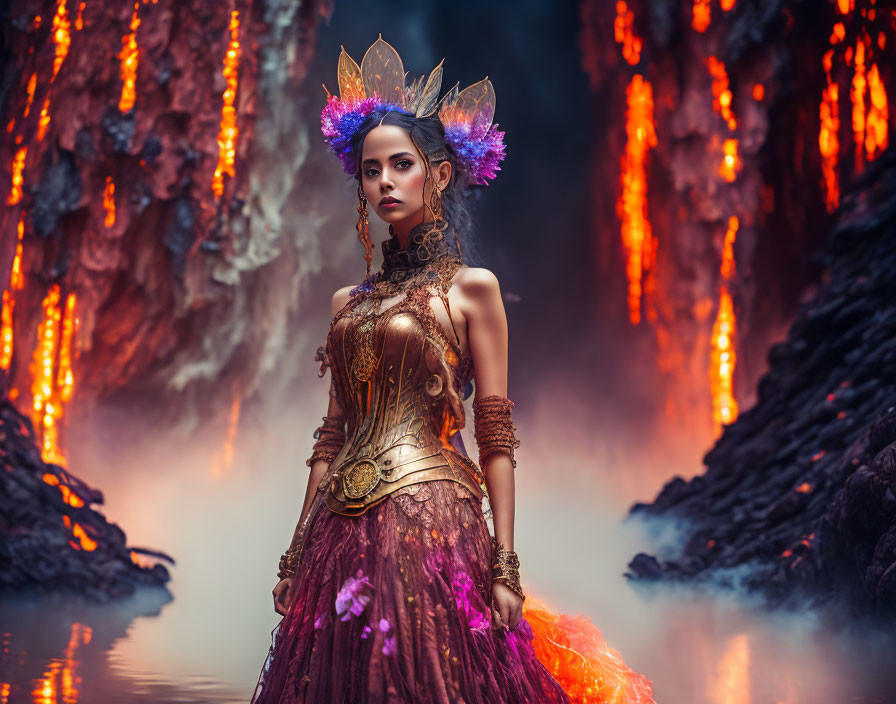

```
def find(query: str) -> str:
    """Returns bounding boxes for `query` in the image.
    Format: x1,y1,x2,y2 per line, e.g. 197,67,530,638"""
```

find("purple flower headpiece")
320,35,506,187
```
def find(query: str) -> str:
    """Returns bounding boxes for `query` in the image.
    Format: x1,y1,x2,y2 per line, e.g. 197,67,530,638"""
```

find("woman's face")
359,124,450,230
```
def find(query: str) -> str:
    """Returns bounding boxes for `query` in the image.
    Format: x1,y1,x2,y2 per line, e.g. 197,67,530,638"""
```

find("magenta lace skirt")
251,479,572,704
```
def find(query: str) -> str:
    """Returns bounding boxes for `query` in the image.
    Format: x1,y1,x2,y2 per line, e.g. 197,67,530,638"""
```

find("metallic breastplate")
322,286,483,517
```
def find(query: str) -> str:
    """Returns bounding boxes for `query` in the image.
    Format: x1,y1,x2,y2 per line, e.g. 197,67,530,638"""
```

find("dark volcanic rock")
627,149,896,618
0,394,173,601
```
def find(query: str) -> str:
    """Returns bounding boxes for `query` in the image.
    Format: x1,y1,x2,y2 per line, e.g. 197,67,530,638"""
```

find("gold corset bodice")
321,266,486,517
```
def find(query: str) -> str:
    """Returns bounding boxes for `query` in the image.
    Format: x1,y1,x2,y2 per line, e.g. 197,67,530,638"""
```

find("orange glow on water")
118,1,141,112
614,1,643,66
31,622,92,702
103,176,116,227
213,9,242,199
709,633,751,704
618,74,657,325
692,0,711,32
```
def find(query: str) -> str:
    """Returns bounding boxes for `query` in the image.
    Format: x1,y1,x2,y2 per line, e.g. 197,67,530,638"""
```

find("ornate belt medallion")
342,457,381,499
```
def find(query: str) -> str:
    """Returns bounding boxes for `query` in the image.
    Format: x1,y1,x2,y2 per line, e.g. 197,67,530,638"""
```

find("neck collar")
380,222,458,283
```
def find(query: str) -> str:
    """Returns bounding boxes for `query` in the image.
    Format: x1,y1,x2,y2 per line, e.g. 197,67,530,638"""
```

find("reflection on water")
0,589,244,703
2,399,893,704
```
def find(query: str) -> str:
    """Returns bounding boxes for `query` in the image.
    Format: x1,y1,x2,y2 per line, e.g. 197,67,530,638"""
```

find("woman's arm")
458,267,524,630
459,267,515,551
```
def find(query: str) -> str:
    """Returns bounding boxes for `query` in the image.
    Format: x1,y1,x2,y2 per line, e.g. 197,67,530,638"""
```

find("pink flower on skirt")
335,568,373,622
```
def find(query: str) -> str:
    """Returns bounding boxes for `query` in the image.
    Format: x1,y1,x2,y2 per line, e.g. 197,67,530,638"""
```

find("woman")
251,37,654,704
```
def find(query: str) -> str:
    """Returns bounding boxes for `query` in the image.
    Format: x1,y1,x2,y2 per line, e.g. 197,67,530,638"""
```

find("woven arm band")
472,395,521,470
305,415,346,468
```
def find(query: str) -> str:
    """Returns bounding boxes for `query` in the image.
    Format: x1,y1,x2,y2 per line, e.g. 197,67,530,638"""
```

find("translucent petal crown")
320,35,506,187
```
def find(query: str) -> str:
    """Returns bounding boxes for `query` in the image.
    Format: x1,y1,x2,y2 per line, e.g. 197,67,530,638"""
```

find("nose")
380,168,395,192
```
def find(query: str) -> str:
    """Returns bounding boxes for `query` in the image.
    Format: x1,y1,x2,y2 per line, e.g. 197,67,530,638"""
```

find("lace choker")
380,224,459,283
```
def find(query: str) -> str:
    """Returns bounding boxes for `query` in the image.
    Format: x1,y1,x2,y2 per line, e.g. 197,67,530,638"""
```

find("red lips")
379,196,401,206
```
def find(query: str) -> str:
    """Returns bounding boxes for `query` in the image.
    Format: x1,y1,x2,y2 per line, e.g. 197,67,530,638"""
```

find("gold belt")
322,443,485,517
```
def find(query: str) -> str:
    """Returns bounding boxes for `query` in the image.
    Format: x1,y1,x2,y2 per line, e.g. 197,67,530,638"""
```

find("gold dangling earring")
357,185,372,275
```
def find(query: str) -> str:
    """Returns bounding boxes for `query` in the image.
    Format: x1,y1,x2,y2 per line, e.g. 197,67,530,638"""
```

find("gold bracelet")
491,536,525,601
277,543,302,580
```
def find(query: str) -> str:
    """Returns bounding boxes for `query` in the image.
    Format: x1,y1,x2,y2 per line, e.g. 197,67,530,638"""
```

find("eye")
364,167,380,178
395,159,413,170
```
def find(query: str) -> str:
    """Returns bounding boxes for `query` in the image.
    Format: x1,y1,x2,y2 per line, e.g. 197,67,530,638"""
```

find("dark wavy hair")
348,108,482,265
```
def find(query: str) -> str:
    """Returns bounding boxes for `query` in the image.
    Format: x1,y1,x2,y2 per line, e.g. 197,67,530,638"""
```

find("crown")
320,35,506,186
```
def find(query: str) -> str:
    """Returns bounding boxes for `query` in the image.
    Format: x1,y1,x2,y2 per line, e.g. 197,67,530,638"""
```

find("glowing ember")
76,1,85,31
29,285,78,467
820,50,841,212
103,176,116,227
718,138,741,182
692,0,711,32
707,56,737,130
710,216,739,428
7,147,27,205
37,96,51,141
51,0,71,80
57,293,77,404
831,22,846,44
212,9,242,199
0,292,13,370
721,0,736,9
796,482,812,493
524,594,655,703
10,214,25,290
118,1,141,112
865,63,888,160
130,550,154,568
24,72,37,117
837,0,853,13
851,38,866,172
752,83,765,101
42,472,85,508
614,1,643,66
618,74,657,325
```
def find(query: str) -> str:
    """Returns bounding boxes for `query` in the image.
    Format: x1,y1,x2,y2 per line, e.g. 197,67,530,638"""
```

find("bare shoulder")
331,285,356,318
452,266,505,324
453,265,502,302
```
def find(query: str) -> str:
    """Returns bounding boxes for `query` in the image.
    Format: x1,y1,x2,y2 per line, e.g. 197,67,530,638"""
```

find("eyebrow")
362,152,414,165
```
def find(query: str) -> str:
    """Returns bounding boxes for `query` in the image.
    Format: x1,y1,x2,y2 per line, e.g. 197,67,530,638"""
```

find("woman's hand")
491,581,523,631
272,578,293,616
